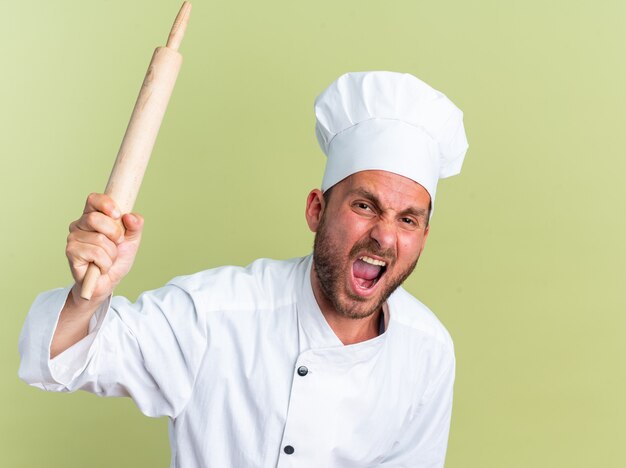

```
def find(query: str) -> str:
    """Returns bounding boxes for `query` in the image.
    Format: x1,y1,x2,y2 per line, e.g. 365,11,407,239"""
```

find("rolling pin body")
105,46,182,212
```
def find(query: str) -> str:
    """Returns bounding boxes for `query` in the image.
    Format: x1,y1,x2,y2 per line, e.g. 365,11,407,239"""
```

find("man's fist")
66,193,144,304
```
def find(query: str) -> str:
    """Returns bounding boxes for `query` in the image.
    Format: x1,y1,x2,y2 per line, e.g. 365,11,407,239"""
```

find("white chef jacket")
19,255,455,468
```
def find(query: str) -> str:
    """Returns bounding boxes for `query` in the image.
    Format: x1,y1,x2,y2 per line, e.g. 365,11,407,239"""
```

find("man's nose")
369,220,397,252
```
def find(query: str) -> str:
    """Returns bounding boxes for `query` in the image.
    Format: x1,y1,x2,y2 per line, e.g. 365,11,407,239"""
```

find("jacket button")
284,445,295,455
297,366,308,376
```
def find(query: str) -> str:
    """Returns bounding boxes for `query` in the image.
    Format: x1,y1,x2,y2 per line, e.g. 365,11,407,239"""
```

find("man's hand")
66,193,144,304
51,193,144,358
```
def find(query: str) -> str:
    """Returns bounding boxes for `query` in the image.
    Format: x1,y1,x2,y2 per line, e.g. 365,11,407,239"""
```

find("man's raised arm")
50,193,144,358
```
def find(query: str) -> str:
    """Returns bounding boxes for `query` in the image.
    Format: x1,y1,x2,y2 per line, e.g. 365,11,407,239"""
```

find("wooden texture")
81,2,191,300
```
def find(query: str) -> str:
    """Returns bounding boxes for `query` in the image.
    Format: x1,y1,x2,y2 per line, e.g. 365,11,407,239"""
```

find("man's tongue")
353,258,382,289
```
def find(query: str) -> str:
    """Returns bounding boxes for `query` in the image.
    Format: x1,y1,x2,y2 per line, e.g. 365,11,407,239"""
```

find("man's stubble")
312,210,419,320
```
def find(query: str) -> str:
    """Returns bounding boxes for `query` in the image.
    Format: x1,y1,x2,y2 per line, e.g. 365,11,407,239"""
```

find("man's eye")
401,217,416,226
356,203,371,211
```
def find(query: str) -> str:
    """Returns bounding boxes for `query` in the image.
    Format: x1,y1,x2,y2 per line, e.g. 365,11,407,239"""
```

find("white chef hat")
315,71,468,209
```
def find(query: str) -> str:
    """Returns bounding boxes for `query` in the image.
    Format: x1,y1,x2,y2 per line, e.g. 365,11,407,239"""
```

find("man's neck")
310,267,383,345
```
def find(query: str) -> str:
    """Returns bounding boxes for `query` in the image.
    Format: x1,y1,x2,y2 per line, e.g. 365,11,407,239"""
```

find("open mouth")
352,255,387,291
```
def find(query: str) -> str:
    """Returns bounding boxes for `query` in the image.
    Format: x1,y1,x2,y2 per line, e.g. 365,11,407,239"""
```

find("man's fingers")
68,230,119,261
72,211,125,244
83,193,121,219
66,240,115,277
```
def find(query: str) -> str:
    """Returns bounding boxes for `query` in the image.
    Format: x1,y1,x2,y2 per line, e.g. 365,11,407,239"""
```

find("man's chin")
336,292,385,320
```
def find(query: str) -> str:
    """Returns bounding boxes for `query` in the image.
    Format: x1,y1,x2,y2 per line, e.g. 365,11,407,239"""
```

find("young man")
19,71,468,467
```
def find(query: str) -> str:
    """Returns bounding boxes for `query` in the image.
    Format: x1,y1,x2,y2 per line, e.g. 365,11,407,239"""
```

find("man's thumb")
122,213,144,239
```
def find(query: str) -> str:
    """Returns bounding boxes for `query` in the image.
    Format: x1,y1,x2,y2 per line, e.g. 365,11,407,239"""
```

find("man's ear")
305,189,325,232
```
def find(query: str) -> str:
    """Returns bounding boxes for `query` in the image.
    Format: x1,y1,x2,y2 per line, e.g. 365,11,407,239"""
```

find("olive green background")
2,0,624,466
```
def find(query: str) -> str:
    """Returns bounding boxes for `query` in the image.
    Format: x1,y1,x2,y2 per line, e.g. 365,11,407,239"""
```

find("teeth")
359,256,386,267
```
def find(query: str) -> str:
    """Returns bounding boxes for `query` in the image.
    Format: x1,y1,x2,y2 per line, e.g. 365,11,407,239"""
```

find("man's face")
307,170,431,320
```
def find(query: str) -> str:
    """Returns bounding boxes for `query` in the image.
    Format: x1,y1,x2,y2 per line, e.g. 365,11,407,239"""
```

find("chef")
19,71,468,467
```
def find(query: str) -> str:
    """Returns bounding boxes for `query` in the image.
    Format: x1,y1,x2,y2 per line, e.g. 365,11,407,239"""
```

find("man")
19,71,468,467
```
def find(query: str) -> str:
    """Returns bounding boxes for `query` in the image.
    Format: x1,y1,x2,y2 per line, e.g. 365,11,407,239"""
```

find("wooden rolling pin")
80,1,192,300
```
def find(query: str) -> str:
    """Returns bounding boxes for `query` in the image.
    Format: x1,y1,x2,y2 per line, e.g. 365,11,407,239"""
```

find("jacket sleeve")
18,283,209,419
380,345,456,467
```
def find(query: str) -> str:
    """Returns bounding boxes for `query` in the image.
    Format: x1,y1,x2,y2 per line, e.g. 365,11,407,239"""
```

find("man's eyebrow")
400,206,428,219
348,187,428,219
348,188,382,208
348,187,379,204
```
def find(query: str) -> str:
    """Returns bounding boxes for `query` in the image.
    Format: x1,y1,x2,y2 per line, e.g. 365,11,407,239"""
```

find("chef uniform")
19,71,468,468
